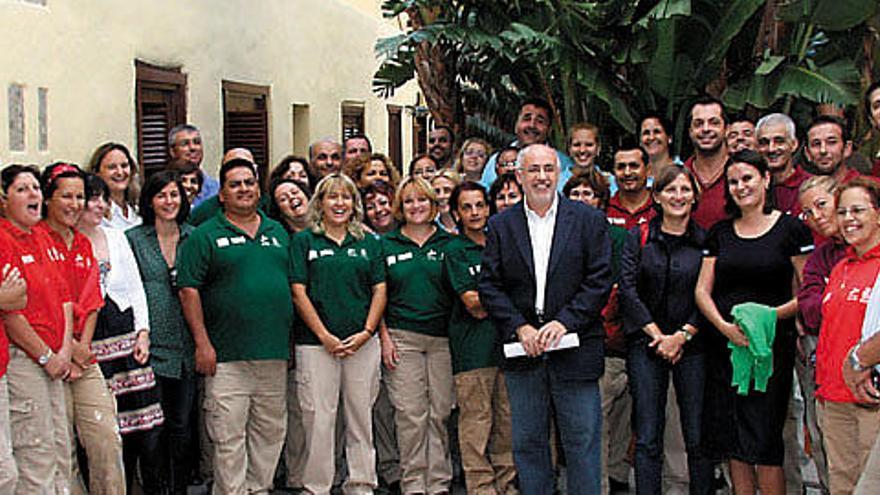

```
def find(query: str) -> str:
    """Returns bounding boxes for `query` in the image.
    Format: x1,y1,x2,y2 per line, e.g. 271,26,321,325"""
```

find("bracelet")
364,327,375,336
850,344,868,372
677,329,693,343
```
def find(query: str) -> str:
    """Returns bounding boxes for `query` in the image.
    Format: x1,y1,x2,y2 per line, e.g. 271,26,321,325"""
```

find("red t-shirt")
684,156,728,229
606,193,656,230
0,218,71,354
817,243,880,403
35,222,103,338
0,308,8,379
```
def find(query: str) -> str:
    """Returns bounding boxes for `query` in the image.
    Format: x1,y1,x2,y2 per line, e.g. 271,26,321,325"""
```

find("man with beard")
726,115,758,153
480,98,574,191
169,124,219,208
309,138,343,179
607,140,656,229
480,144,612,494
805,115,859,184
178,158,292,494
757,113,811,216
344,134,372,163
684,97,729,229
428,126,455,169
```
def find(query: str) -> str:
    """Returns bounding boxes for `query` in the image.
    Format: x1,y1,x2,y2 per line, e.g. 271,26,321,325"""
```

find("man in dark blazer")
479,144,612,494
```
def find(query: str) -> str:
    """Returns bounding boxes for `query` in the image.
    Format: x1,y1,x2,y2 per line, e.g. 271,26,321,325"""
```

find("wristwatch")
849,345,868,372
37,348,54,367
678,329,693,343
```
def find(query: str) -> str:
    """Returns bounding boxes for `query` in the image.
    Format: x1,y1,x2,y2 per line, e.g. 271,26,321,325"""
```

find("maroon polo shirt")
606,193,656,230
772,165,812,217
684,156,727,229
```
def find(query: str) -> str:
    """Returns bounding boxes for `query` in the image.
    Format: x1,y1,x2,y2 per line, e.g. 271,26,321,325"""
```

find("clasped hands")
516,321,567,357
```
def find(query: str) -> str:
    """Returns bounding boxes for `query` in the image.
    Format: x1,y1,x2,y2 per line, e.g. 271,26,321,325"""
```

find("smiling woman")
695,150,813,494
88,142,142,231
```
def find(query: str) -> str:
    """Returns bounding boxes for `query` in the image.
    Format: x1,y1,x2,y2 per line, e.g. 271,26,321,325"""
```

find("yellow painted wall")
0,0,418,174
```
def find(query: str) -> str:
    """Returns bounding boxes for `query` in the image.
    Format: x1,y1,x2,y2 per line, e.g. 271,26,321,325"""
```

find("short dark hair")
728,113,755,126
219,158,258,188
431,125,455,144
139,170,190,226
688,95,728,128
344,134,373,153
563,170,610,210
808,114,850,143
723,149,774,218
1,164,40,194
520,97,554,122
178,163,204,196
449,181,488,230
613,137,649,167
84,173,110,203
488,172,523,215
40,162,85,207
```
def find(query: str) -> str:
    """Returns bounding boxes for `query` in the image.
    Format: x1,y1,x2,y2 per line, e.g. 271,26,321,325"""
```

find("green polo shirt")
290,229,385,345
444,235,500,374
381,227,454,337
177,210,292,362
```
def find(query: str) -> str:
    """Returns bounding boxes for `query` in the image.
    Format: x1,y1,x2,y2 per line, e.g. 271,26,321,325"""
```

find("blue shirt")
193,172,220,208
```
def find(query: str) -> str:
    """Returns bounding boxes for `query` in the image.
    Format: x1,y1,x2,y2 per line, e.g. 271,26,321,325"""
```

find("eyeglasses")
836,205,876,218
464,149,487,158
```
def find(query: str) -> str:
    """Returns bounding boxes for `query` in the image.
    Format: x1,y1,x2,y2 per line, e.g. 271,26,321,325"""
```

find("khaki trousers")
386,329,454,494
297,337,381,494
453,367,517,495
818,400,880,495
373,368,401,484
599,356,631,493
285,367,307,489
856,424,880,494
65,362,125,495
205,360,287,495
7,346,70,494
0,376,18,492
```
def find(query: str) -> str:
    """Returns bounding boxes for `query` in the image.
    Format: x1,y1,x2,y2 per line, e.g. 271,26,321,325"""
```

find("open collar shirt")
524,192,559,315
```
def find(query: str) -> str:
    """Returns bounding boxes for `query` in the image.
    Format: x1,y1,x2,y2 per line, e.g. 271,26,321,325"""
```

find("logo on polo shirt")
21,254,35,264
347,248,367,258
386,251,413,266
469,264,481,277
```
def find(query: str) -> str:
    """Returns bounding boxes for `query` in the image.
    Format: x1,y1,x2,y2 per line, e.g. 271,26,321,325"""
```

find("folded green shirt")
729,302,777,395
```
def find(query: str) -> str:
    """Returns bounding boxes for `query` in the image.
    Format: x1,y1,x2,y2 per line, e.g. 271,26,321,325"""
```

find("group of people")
2,81,880,495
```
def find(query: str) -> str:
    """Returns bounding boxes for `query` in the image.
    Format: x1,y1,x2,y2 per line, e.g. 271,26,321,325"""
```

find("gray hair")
308,137,341,161
168,123,200,148
756,113,796,141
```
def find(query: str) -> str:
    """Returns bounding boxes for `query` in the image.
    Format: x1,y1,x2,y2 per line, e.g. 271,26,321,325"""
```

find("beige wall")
0,0,417,174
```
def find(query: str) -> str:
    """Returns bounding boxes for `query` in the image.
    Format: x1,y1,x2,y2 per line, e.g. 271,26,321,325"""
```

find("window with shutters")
413,112,428,157
387,105,402,173
135,61,186,178
223,81,270,187
341,102,365,143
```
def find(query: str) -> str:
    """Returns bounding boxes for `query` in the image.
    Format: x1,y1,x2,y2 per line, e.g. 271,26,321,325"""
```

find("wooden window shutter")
341,102,365,143
387,105,402,173
135,61,186,178
223,81,270,187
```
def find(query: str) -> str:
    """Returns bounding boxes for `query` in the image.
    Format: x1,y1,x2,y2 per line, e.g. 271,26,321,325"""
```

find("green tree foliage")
374,0,878,154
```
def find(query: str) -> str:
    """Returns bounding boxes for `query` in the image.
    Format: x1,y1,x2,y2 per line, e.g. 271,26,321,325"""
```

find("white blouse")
99,225,150,332
102,201,142,231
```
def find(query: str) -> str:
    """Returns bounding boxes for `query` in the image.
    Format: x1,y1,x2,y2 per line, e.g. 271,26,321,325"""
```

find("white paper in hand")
504,333,580,358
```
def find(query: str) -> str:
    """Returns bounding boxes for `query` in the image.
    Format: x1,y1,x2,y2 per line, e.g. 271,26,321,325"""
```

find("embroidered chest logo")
468,264,481,277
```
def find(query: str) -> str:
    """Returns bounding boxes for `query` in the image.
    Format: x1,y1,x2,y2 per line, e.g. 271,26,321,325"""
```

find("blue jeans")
627,342,712,495
505,363,601,494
